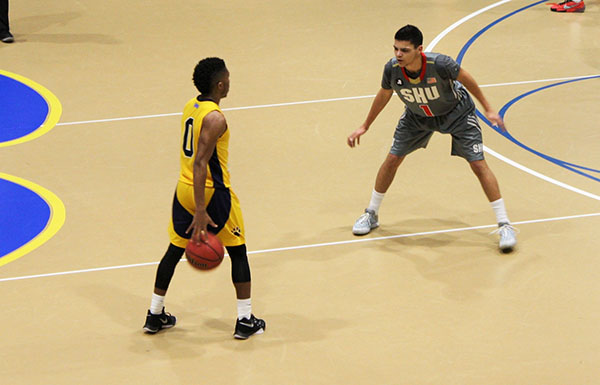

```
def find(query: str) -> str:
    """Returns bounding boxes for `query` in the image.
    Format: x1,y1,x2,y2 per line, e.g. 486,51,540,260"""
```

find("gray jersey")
382,52,470,117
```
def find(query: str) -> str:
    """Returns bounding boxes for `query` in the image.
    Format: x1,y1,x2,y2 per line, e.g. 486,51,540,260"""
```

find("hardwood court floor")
1,1,599,384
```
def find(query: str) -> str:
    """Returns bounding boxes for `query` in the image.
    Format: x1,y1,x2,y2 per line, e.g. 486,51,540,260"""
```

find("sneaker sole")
352,223,379,236
234,328,264,340
143,323,175,334
499,243,516,253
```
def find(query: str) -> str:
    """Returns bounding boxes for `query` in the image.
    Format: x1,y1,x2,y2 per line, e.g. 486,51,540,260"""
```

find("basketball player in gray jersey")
347,25,517,252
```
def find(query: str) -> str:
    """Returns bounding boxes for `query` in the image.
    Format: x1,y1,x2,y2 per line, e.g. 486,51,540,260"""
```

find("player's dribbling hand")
347,126,368,147
187,211,217,244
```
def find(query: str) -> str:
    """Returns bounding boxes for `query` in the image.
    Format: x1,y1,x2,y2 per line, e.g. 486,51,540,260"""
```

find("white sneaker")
491,223,518,252
352,209,379,235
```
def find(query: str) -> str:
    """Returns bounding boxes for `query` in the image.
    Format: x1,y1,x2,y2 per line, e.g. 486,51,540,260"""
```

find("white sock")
490,198,510,225
237,298,252,320
150,293,165,315
367,189,385,213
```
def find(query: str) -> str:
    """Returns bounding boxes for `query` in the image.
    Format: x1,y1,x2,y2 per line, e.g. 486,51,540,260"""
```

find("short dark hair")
192,57,227,94
394,25,423,48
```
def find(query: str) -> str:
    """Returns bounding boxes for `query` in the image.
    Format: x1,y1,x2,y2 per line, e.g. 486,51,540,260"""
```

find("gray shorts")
390,91,485,162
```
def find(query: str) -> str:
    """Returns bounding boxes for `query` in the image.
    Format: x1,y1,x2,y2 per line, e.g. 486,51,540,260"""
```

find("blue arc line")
496,76,600,179
476,78,600,182
456,0,547,64
456,0,599,182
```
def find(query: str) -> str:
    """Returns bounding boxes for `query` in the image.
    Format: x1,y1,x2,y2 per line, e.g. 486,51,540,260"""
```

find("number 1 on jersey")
419,104,434,117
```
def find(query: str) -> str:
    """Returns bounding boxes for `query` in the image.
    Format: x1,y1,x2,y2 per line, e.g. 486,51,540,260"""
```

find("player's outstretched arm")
347,88,393,147
457,68,506,131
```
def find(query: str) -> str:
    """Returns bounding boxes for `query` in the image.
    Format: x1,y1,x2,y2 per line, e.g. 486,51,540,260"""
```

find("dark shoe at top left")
1,31,14,43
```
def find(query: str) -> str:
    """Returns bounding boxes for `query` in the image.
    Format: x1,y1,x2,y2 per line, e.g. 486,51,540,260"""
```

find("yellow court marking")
0,69,62,147
0,173,66,267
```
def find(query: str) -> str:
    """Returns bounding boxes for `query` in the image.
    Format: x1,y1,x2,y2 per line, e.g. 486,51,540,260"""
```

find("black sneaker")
143,307,176,334
1,32,14,43
234,314,266,340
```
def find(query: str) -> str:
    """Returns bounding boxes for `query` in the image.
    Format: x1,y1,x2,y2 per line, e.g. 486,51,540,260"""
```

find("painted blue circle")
455,0,599,182
0,74,49,142
0,178,51,258
494,77,600,182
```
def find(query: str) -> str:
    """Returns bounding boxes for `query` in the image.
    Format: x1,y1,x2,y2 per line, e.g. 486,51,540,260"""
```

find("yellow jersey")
178,96,231,188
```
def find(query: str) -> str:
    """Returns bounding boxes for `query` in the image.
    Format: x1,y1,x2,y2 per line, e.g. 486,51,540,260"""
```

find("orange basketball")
185,233,224,270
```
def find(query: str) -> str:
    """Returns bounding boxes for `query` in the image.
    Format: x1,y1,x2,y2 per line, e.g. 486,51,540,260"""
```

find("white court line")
4,1,593,284
419,0,599,202
52,72,600,202
53,1,504,127
484,147,600,201
52,0,507,129
55,112,183,126
53,74,599,127
481,74,600,88
425,0,512,51
1,212,598,283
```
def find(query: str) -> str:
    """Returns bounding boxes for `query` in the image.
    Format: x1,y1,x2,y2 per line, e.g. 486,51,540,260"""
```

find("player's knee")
226,244,251,283
469,159,488,175
384,153,404,169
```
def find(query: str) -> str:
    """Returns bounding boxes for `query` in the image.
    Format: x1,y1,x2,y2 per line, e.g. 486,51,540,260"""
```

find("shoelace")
489,224,519,236
159,311,173,320
357,212,373,225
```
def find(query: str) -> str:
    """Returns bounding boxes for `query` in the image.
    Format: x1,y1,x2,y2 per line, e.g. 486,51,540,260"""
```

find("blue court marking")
0,75,49,142
456,0,547,65
0,172,66,267
0,179,51,258
0,70,65,266
456,0,599,182
481,76,600,182
0,69,62,147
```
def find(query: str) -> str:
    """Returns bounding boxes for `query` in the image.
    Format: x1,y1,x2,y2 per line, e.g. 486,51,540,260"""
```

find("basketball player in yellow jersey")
143,57,265,340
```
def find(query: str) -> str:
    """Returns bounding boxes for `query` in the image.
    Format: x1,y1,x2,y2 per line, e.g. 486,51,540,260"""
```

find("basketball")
185,233,224,270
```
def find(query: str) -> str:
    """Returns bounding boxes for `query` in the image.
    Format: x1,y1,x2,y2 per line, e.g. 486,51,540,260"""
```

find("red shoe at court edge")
550,1,585,12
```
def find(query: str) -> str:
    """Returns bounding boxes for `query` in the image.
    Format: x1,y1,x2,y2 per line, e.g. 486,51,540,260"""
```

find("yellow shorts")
168,181,245,248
